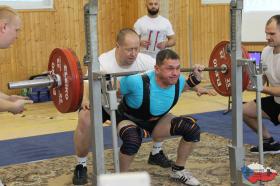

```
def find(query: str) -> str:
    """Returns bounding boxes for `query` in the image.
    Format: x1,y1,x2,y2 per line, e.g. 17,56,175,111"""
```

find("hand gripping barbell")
8,41,250,113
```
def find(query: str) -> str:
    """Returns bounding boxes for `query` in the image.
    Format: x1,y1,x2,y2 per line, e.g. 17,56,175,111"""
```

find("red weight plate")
208,41,232,96
209,41,250,96
48,48,83,113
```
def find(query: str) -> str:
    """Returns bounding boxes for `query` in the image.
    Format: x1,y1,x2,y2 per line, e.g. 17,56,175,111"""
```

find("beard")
147,8,159,16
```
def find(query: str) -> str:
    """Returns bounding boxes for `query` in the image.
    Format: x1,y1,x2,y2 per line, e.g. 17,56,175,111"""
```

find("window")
0,0,53,10
242,0,280,42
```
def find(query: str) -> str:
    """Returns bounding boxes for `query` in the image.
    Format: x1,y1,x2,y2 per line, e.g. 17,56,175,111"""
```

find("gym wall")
0,0,265,94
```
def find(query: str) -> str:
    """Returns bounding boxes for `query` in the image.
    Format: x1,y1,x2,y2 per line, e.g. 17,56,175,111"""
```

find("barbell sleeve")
8,77,54,89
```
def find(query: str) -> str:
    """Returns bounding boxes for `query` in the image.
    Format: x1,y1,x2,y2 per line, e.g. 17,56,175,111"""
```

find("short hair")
0,6,18,23
146,0,160,5
156,49,180,66
266,15,280,30
116,28,139,45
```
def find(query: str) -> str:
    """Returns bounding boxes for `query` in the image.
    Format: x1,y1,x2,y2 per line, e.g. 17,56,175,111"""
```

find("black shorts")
256,96,280,125
115,110,159,134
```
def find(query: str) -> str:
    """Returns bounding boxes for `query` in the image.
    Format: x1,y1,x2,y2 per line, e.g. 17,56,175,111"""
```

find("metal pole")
84,1,104,185
107,80,120,172
228,0,249,185
256,74,264,186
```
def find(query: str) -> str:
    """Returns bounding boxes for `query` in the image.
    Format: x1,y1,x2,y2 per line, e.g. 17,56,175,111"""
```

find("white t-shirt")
85,48,155,75
134,15,175,58
87,48,155,110
99,48,155,73
262,46,280,103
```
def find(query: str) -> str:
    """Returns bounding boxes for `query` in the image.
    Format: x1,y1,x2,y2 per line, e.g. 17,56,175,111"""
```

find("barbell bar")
7,41,250,113
8,66,228,90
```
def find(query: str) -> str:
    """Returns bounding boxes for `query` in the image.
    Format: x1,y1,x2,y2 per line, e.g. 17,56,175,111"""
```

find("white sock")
77,156,87,167
151,142,163,155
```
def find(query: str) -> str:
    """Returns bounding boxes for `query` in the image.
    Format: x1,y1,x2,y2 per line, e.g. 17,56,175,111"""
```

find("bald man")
134,0,176,59
0,6,32,114
72,28,162,185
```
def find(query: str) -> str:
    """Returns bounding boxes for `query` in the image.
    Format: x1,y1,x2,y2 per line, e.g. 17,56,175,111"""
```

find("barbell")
8,41,250,113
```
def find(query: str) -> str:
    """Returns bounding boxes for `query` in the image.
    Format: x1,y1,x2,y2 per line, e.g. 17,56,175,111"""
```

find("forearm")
165,36,176,48
192,85,203,92
0,99,14,112
183,82,201,92
0,91,10,100
262,86,280,96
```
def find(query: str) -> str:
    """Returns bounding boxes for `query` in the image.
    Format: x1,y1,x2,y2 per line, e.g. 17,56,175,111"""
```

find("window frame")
0,0,53,10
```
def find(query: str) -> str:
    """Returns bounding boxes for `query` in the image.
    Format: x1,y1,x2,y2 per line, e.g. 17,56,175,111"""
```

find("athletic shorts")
116,112,175,134
256,96,280,126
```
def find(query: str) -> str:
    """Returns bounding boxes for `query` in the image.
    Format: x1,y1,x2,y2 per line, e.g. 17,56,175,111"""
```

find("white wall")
241,0,280,42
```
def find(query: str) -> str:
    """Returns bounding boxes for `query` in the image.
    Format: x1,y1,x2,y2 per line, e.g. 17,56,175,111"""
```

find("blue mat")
0,110,279,166
196,110,280,146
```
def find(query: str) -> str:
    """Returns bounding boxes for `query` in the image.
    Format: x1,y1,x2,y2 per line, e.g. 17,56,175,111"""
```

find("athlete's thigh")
152,113,176,139
243,100,269,118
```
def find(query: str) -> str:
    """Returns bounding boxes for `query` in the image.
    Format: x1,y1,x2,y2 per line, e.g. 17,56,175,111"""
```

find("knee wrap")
119,125,142,155
170,116,200,142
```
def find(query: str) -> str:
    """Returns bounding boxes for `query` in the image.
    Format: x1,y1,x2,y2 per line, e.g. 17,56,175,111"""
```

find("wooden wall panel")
243,43,265,51
0,0,89,94
169,0,189,67
0,0,267,94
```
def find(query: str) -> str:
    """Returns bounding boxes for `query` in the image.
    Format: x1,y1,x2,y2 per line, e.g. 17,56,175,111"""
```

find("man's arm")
0,98,15,112
192,85,217,96
0,97,32,114
0,91,10,100
249,74,280,96
166,35,176,48
262,86,280,96
183,65,216,96
157,35,176,50
139,35,151,48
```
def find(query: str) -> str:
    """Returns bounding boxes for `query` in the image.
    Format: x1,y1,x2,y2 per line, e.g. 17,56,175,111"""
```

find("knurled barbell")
8,41,250,113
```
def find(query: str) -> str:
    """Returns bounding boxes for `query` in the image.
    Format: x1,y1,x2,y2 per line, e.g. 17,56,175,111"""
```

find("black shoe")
250,141,280,154
72,164,88,185
148,150,174,168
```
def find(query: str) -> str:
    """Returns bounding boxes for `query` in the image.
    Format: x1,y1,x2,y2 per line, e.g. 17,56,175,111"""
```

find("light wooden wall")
0,0,88,94
0,0,266,94
169,1,265,68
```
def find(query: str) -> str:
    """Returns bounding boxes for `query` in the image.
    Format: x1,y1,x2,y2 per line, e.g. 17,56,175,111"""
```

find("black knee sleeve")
119,125,143,155
170,116,200,142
